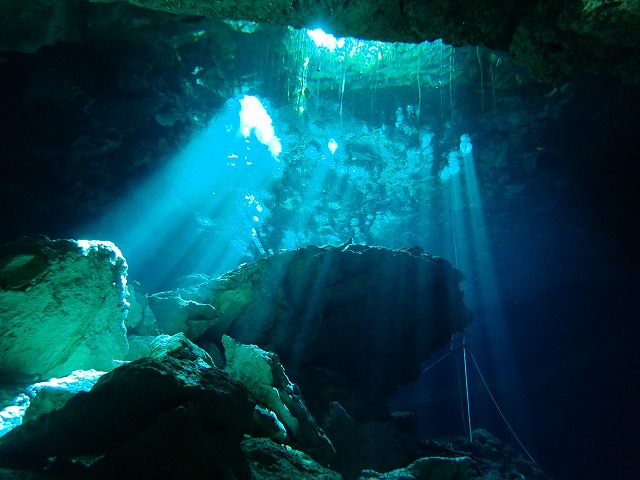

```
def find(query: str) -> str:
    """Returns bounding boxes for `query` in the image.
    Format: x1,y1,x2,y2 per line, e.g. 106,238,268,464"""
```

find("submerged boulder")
0,236,129,382
421,429,552,480
148,290,218,340
0,333,254,479
150,244,473,421
242,436,342,480
359,456,469,480
223,335,335,466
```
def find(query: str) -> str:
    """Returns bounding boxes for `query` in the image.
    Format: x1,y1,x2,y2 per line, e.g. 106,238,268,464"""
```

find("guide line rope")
463,337,473,443
420,337,538,465
468,348,537,464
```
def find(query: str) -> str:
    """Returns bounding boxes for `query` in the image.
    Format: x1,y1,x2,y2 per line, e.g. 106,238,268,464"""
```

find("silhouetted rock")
149,290,219,340
0,333,254,479
242,436,343,480
151,244,472,422
421,429,552,480
359,456,469,480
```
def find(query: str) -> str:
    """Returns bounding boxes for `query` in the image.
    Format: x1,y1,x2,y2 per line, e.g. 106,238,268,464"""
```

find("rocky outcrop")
148,290,219,340
0,333,255,479
421,429,552,480
242,437,343,480
359,456,469,480
0,236,129,382
152,244,472,421
223,335,335,466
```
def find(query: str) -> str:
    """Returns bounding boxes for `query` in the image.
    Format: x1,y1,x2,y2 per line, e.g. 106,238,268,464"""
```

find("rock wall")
0,236,129,382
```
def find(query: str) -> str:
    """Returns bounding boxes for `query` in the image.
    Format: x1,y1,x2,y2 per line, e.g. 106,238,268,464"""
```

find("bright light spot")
307,29,345,52
1,369,106,438
328,138,338,154
31,369,106,390
253,216,260,222
439,151,462,182
460,133,473,154
0,394,29,438
238,95,282,158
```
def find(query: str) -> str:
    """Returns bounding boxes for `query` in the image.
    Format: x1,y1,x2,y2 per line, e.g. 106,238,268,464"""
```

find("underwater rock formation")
223,335,335,465
242,436,342,480
148,290,219,340
360,456,469,480
421,429,553,480
0,236,129,382
150,243,473,421
0,333,255,479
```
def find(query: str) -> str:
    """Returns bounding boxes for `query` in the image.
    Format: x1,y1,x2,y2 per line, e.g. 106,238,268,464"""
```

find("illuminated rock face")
223,335,335,465
0,236,129,382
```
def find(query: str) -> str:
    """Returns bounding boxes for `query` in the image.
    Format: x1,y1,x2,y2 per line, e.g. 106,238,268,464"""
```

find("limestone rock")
125,280,160,336
253,404,288,443
122,335,156,361
223,335,335,466
422,429,552,480
0,333,254,479
0,236,129,382
242,436,343,480
149,332,215,368
359,456,469,480
148,290,219,340
160,244,472,422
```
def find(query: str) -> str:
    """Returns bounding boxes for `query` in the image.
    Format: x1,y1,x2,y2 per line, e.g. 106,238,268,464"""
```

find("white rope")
421,350,452,373
463,342,473,443
468,349,538,464
456,355,468,436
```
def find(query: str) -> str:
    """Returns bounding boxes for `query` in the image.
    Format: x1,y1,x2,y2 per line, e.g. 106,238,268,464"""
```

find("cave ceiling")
2,0,639,82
